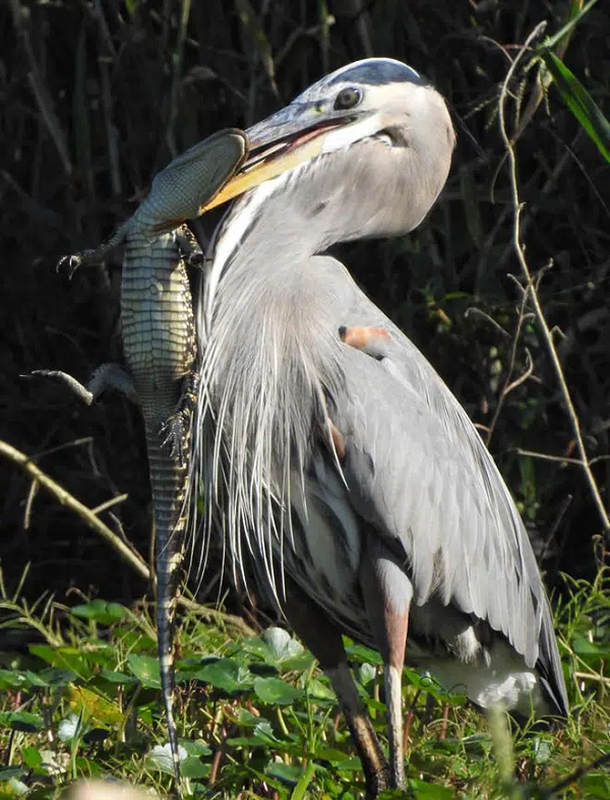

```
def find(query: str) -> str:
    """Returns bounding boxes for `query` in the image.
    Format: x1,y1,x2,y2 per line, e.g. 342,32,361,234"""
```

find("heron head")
201,58,455,233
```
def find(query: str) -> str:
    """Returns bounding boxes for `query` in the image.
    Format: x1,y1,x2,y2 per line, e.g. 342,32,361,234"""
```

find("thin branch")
515,448,583,466
545,751,610,797
485,283,532,446
498,24,610,530
9,0,72,176
0,439,255,635
0,439,150,581
91,494,129,515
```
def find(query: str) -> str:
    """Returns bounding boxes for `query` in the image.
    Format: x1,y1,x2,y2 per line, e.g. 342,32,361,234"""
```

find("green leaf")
0,670,29,690
147,743,187,775
345,642,383,665
263,627,304,661
254,676,303,705
20,747,43,769
71,600,128,625
180,740,211,757
126,654,161,689
540,50,610,162
0,767,28,782
315,747,351,764
266,761,303,785
180,757,209,779
306,678,335,702
227,718,284,747
193,658,253,694
57,713,85,743
408,779,456,799
0,711,44,732
28,645,92,680
100,669,138,684
25,668,77,688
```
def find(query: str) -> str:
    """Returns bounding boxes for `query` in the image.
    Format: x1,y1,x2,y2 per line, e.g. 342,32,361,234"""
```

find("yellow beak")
198,122,342,214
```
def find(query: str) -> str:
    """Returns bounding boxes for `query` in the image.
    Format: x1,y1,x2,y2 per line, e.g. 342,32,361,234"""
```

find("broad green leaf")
126,654,161,689
67,685,123,725
540,51,610,162
0,670,29,690
263,627,304,661
227,718,283,747
193,658,253,694
0,767,28,782
25,668,77,688
20,747,43,769
408,779,456,799
345,642,383,665
315,748,351,764
266,761,303,785
334,757,362,772
180,740,211,757
7,776,29,796
71,600,128,624
147,743,187,775
28,645,92,680
0,711,44,732
58,712,85,743
305,678,335,702
254,676,303,705
100,669,138,684
180,757,209,779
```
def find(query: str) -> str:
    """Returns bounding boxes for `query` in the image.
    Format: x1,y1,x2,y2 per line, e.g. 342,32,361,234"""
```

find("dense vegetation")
1,1,608,797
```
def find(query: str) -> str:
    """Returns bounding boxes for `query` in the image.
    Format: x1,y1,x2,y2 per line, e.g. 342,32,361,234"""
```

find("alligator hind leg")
160,372,199,465
31,363,137,406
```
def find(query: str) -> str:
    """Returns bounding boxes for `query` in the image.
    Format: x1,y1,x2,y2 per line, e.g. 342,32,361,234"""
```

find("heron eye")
334,87,362,111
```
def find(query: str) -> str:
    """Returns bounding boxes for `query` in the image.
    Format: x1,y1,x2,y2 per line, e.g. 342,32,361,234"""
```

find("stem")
497,24,610,531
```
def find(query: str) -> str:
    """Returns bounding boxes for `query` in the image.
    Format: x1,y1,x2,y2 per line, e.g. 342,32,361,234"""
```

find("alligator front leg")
31,363,137,405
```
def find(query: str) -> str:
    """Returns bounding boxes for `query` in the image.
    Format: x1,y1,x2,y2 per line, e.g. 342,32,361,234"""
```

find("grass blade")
540,50,610,162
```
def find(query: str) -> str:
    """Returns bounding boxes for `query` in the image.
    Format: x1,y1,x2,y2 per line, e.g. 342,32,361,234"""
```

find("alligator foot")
30,362,137,405
30,369,95,405
56,251,96,279
160,373,199,464
339,325,391,360
160,411,190,464
176,227,208,270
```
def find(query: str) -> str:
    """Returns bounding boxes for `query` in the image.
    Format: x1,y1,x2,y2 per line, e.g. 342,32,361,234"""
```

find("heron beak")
198,115,350,214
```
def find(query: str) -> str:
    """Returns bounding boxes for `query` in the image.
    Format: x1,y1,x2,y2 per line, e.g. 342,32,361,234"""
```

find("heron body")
193,58,568,796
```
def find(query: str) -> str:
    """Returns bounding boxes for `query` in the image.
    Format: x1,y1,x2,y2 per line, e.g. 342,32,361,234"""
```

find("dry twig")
498,23,610,531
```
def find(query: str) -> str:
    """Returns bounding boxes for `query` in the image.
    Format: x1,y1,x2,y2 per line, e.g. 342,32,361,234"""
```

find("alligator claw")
56,253,84,279
160,413,189,465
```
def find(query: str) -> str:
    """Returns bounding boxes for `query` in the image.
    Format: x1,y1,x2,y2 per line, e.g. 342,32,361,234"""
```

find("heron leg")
283,580,390,798
339,325,391,360
360,537,412,789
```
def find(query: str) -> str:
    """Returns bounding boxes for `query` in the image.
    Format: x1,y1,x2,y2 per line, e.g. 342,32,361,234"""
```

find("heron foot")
339,325,390,360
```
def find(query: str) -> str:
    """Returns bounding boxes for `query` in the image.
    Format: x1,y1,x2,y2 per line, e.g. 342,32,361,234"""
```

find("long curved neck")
209,134,448,301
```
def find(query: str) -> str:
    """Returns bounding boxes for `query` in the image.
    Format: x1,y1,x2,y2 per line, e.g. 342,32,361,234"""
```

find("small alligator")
37,129,248,785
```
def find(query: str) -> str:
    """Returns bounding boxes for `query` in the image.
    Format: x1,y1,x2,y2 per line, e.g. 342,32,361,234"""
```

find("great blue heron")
186,58,568,797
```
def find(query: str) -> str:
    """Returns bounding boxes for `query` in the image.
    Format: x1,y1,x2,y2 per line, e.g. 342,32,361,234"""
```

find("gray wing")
322,259,566,711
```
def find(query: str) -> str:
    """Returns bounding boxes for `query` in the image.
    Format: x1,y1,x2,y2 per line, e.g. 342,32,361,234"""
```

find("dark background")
1,0,609,608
